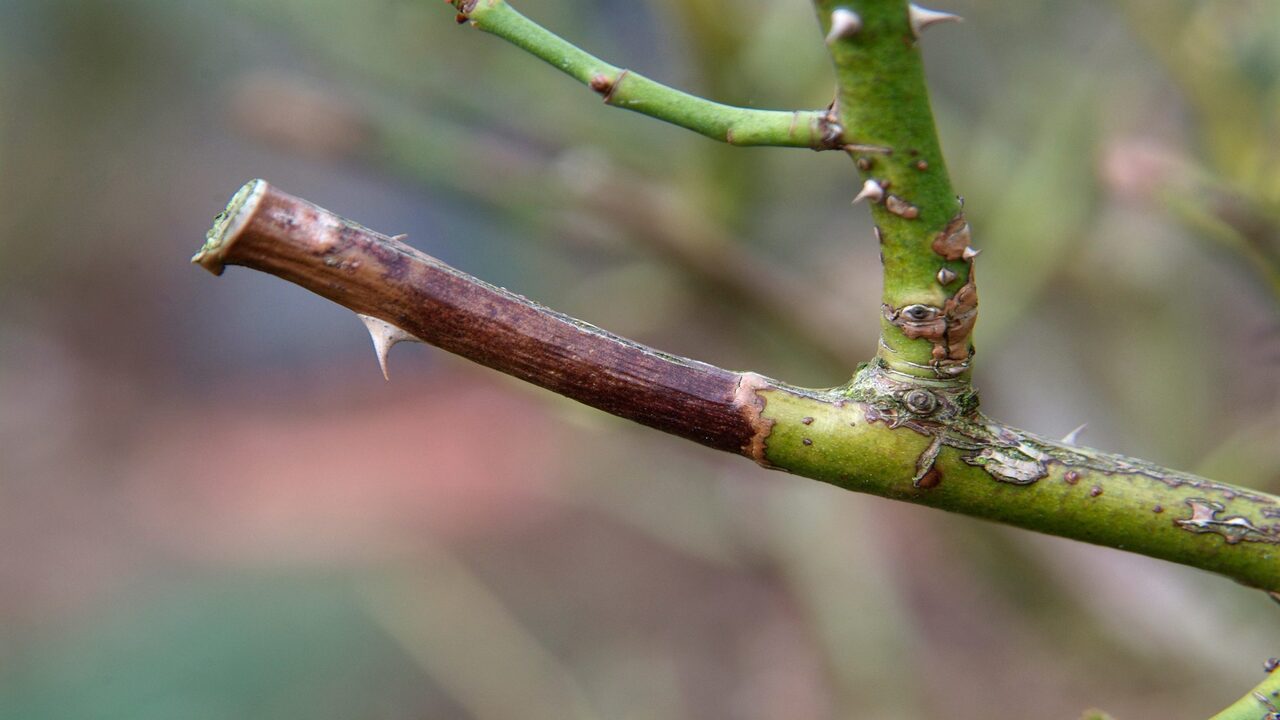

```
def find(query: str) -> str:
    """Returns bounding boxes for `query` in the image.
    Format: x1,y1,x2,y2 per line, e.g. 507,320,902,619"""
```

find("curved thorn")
853,179,885,204
826,8,862,43
908,4,963,38
962,245,981,260
1061,423,1088,446
358,314,422,380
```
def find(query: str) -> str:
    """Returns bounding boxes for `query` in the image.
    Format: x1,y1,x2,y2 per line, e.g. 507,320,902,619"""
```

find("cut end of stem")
192,179,269,276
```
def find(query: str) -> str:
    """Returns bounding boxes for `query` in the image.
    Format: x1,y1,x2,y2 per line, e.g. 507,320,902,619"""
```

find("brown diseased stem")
193,180,759,453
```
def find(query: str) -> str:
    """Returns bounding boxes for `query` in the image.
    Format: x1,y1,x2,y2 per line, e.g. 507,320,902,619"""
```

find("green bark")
754,364,1280,592
814,0,972,379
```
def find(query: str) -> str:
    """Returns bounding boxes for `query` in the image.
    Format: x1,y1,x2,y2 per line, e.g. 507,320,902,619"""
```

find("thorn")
936,267,957,285
852,179,885,204
358,314,421,381
962,246,981,260
390,233,408,242
1061,423,1088,445
826,8,862,43
908,4,963,38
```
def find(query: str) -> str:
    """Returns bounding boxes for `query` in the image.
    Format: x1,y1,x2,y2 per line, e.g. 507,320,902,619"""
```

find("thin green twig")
450,0,842,149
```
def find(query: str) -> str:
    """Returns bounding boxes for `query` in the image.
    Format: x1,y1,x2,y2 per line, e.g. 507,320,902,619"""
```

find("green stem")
450,0,840,149
814,0,972,380
755,364,1280,592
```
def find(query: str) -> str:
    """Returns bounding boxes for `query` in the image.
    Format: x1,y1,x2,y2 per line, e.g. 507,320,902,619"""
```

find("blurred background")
2,0,1279,717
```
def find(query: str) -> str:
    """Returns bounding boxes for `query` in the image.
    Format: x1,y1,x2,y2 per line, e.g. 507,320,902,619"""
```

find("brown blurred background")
2,0,1279,718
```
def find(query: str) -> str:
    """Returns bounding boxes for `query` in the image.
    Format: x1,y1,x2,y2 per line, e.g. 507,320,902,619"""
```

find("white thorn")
936,267,957,285
1061,423,1088,446
908,4,963,38
358,314,421,381
390,233,409,242
852,179,885,204
962,245,981,260
826,8,862,43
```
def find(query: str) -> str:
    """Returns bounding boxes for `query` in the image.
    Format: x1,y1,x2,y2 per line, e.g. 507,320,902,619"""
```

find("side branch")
814,0,974,379
194,181,1280,593
450,0,842,149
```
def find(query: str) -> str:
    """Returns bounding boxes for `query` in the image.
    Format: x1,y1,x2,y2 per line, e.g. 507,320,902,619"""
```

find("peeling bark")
930,214,971,261
1177,499,1280,545
882,262,977,376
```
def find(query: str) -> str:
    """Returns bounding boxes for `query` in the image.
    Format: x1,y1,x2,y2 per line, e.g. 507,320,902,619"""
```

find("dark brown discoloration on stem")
938,270,978,362
588,73,614,95
734,371,776,466
194,181,761,454
916,465,942,489
931,214,971,261
600,69,627,104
